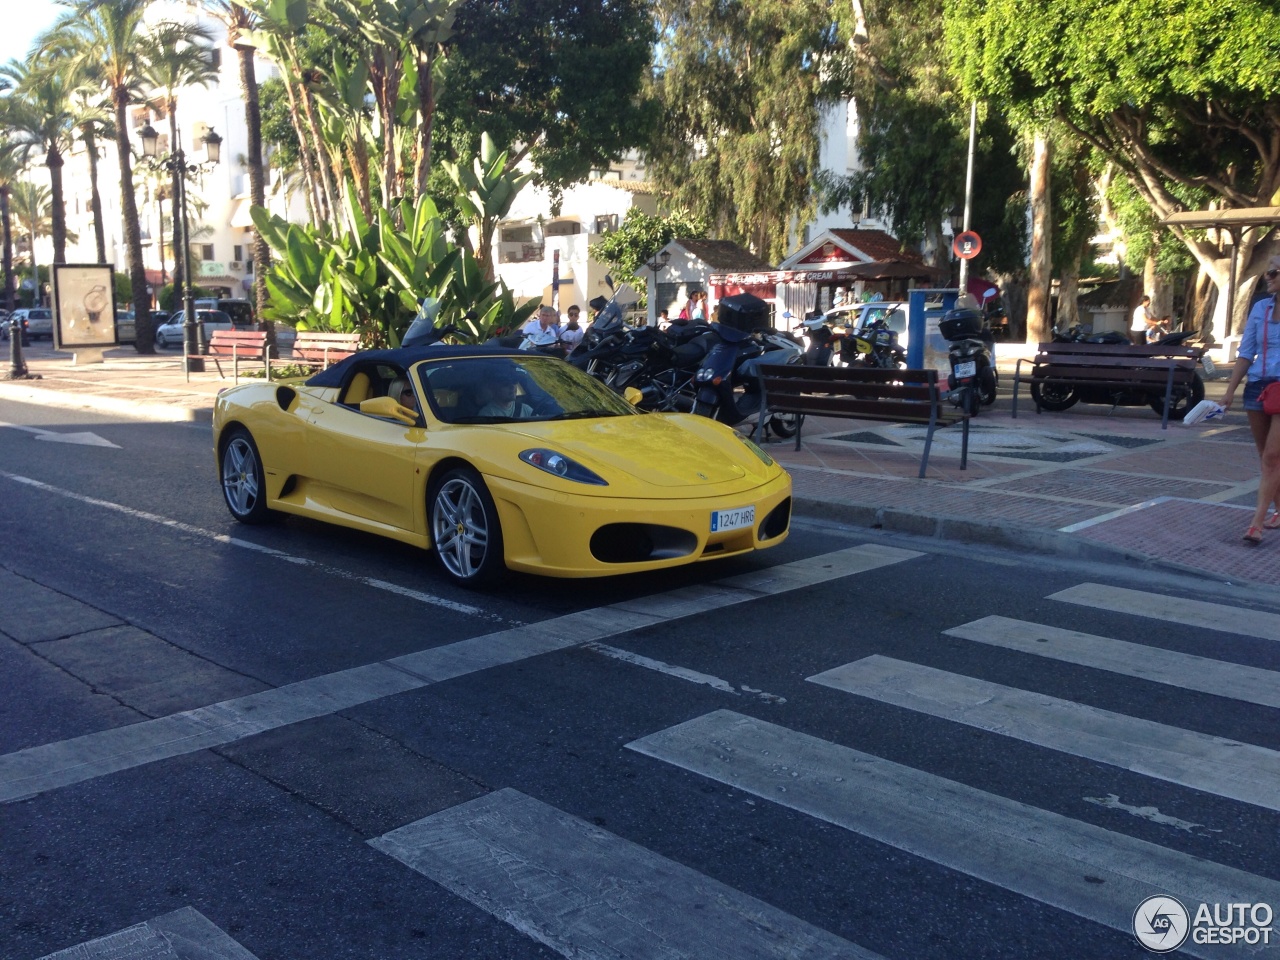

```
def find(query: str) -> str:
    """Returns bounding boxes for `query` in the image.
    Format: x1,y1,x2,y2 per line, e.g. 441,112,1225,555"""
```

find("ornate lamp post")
137,123,222,371
645,249,671,323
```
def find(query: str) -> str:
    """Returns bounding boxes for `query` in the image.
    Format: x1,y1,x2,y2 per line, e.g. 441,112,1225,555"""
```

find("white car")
154,309,236,349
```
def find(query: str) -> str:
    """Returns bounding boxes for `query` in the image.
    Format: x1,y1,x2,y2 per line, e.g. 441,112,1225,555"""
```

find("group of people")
1130,294,1170,344
518,303,590,352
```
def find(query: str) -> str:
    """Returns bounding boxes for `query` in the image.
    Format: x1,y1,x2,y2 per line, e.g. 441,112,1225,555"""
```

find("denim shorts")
1242,378,1279,412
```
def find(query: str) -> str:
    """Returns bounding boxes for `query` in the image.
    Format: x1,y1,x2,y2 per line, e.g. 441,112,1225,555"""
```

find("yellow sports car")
213,346,792,585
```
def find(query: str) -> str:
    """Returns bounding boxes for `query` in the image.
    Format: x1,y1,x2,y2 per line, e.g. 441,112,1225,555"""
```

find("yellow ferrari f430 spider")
213,346,791,586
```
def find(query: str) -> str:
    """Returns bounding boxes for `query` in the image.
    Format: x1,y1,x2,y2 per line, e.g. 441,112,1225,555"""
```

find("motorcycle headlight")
520,449,608,485
696,368,715,382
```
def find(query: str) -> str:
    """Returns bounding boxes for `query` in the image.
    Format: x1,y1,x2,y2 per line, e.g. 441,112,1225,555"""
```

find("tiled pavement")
5,340,1280,589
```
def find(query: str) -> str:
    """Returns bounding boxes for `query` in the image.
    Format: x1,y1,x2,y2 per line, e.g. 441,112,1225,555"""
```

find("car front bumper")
486,471,793,578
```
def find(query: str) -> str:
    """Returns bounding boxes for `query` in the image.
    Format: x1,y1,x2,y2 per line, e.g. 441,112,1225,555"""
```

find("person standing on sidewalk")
1221,255,1280,543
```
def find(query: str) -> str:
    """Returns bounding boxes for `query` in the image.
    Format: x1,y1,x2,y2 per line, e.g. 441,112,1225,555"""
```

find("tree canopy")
644,0,840,263
945,0,1280,332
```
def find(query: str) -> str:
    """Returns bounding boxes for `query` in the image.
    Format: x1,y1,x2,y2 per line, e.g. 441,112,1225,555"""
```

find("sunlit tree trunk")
82,126,107,263
115,88,154,353
1026,132,1052,343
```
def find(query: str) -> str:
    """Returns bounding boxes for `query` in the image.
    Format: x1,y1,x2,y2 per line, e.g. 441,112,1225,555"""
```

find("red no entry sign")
953,231,982,260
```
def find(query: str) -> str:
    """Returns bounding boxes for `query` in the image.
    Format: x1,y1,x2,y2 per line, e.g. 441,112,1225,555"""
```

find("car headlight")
739,435,774,466
520,449,608,485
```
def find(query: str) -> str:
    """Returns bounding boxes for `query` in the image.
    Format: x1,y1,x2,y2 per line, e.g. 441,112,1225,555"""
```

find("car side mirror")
623,386,643,406
359,396,420,425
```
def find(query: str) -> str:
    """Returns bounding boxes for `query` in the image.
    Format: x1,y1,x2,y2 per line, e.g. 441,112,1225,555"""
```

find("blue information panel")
907,288,959,374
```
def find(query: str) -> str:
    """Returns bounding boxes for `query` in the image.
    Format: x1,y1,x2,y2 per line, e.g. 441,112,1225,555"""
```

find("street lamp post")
645,249,671,324
137,123,222,372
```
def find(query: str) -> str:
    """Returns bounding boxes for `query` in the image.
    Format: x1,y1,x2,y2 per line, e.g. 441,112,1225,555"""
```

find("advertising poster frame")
52,264,118,350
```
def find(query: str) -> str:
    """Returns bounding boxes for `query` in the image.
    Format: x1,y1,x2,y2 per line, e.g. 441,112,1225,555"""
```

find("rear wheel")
979,369,997,406
962,385,981,417
219,427,271,524
1149,374,1205,421
429,466,505,587
1030,380,1078,411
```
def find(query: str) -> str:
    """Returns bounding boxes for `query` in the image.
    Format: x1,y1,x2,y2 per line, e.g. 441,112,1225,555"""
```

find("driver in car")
478,373,534,419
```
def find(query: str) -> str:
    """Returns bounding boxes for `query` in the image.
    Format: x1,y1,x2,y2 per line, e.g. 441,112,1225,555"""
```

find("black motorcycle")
1034,326,1207,420
940,307,997,416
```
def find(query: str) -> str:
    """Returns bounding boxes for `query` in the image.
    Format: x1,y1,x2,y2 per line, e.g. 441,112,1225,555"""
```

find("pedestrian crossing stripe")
944,615,1280,709
36,907,258,960
372,788,884,960
808,655,1280,814
1050,582,1280,641
627,709,1280,960
0,543,922,804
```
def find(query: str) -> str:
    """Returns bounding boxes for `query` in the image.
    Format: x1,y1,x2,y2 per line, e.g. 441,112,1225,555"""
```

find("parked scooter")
940,306,998,416
692,294,802,436
1035,325,1209,419
840,314,907,370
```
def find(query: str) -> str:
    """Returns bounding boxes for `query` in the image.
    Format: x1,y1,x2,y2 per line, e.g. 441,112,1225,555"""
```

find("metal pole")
957,100,978,295
178,147,204,373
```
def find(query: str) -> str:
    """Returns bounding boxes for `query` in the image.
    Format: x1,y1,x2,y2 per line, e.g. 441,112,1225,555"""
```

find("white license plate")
710,506,755,533
955,360,977,379
1202,355,1216,376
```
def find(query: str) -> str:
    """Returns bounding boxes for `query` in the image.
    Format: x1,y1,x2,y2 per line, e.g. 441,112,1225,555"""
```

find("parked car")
195,297,255,328
7,307,54,340
1,309,27,342
154,309,239,349
115,309,170,345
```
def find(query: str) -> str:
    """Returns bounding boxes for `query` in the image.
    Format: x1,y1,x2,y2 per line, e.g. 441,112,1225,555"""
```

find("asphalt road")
2,399,1279,960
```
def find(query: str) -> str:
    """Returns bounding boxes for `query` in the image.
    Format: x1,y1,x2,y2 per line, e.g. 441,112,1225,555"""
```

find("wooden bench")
267,331,361,377
757,364,969,479
185,329,268,383
1011,341,1202,429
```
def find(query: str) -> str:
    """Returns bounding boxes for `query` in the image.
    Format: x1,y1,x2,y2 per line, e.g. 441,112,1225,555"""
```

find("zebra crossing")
371,580,1280,959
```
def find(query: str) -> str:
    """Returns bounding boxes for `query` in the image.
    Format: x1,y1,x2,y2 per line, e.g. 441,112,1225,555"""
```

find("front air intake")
590,524,698,564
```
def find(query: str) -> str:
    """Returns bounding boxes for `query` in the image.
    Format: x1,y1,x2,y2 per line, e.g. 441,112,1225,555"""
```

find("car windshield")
416,355,638,424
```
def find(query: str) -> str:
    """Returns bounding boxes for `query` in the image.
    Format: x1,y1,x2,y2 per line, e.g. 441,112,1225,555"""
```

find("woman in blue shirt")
1222,255,1280,543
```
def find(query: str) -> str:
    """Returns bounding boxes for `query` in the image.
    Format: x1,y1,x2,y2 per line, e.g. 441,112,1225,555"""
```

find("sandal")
1266,513,1280,530
1243,525,1264,544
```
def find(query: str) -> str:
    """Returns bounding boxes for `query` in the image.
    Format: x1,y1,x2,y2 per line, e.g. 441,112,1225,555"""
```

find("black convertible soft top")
304,343,527,388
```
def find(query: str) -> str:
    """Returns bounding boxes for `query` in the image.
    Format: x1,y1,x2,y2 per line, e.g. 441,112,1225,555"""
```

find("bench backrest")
206,330,267,356
758,364,954,422
1035,341,1200,360
292,332,361,364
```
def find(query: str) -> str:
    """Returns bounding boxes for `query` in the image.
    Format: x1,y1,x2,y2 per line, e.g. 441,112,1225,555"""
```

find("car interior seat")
342,371,372,406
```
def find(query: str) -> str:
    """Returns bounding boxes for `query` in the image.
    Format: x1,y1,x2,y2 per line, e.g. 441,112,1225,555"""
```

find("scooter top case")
716,292,771,334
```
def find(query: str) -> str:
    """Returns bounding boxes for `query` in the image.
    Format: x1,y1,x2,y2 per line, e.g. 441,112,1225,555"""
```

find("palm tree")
201,0,271,324
0,144,20,314
38,27,115,265
10,179,51,306
141,19,217,293
1,57,81,266
61,0,156,352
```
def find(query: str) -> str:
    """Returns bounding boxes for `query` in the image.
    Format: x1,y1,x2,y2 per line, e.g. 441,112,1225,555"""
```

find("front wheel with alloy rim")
429,466,506,587
219,427,271,523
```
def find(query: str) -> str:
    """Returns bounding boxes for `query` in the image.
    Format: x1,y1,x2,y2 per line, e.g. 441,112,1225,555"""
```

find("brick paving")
3,342,1276,589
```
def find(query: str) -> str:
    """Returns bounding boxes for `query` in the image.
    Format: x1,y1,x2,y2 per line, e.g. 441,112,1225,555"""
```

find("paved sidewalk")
4,340,1278,589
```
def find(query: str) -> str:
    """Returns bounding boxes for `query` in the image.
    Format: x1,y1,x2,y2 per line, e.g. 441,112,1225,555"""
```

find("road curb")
791,494,1278,590
0,383,212,423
